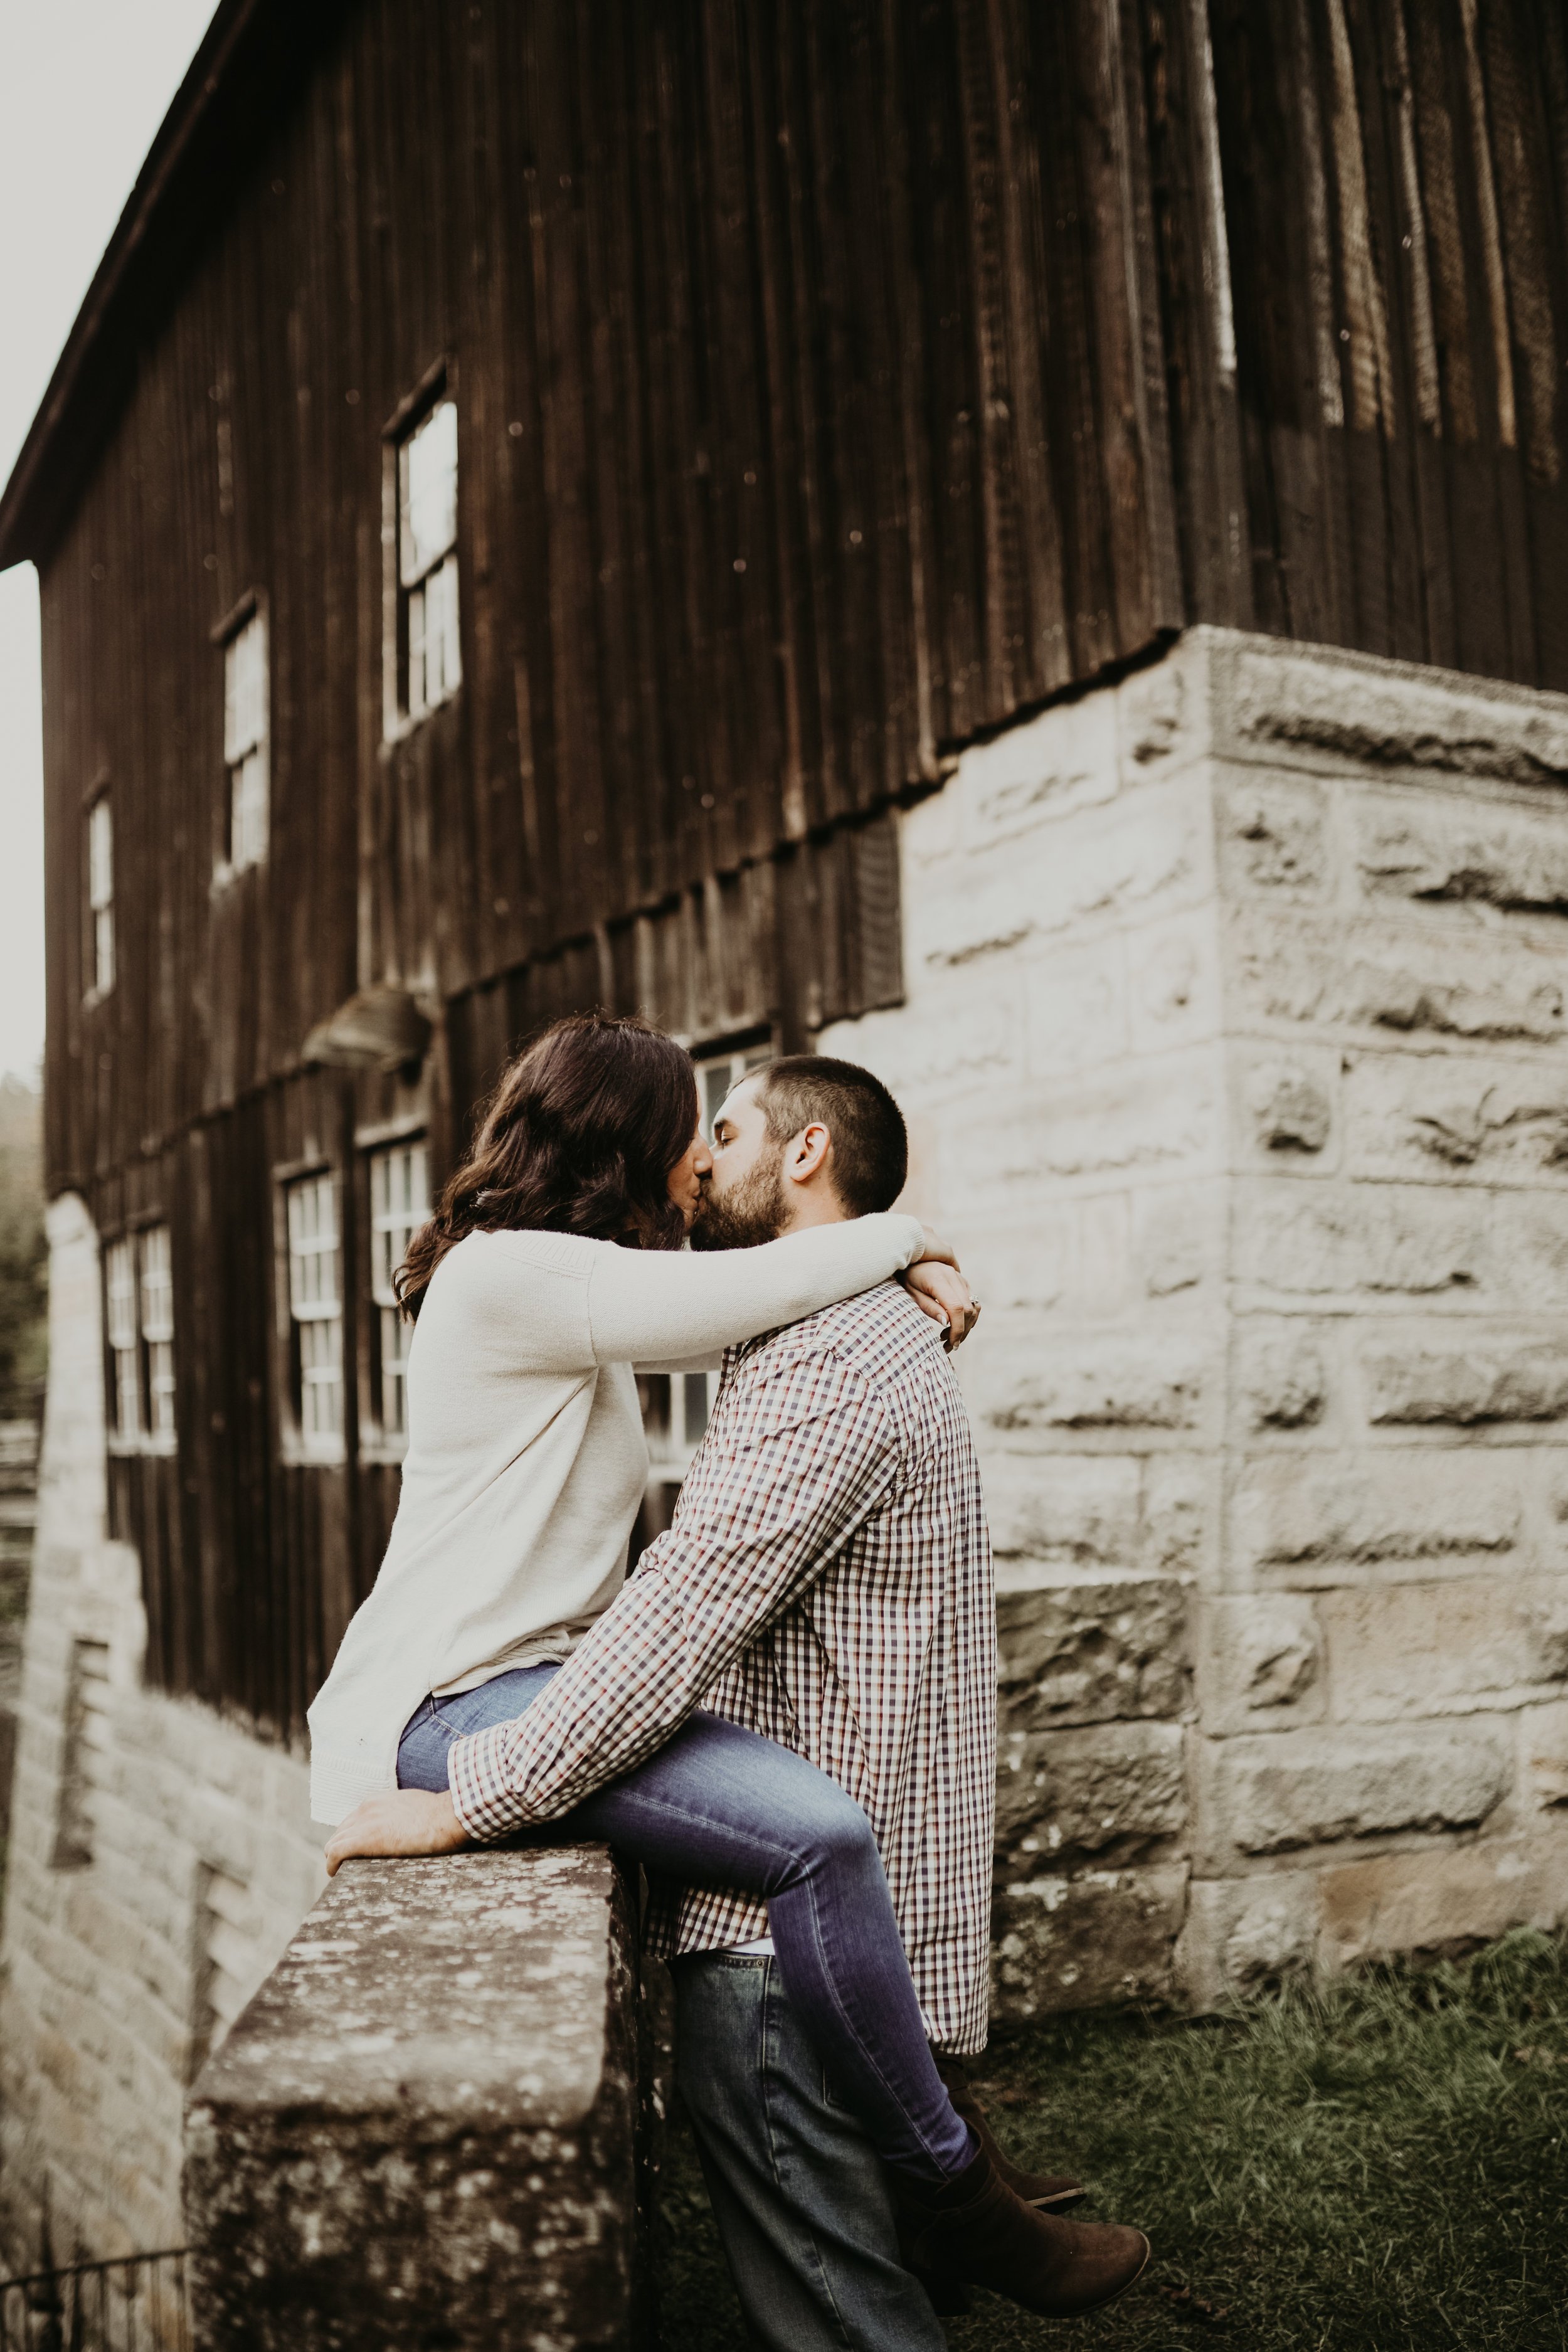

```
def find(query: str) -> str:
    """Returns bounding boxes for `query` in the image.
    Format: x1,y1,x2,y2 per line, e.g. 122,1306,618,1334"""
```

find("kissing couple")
310,1013,1150,2346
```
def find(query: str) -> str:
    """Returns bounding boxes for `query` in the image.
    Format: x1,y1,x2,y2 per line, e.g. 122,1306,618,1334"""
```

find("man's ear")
785,1122,833,1186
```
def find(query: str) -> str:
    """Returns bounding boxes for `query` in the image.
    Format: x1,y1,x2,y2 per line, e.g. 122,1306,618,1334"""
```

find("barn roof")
0,0,347,575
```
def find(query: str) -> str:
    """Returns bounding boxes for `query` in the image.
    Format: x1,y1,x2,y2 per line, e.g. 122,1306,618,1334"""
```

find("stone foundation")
0,1197,326,2266
821,625,1568,2017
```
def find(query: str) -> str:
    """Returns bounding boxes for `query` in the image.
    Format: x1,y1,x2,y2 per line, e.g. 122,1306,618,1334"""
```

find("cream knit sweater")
307,1212,925,1822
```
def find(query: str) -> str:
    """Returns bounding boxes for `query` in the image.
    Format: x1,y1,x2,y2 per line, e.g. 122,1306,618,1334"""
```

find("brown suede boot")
931,2048,1086,2210
897,2144,1150,2321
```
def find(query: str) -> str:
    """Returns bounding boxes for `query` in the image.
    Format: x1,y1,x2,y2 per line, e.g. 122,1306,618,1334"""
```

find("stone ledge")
184,1843,649,2352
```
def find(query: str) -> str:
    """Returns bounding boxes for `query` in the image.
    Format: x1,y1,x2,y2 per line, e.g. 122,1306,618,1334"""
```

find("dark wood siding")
31,0,1568,1731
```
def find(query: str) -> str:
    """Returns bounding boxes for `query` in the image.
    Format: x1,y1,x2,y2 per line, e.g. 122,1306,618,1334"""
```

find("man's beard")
690,1143,788,1251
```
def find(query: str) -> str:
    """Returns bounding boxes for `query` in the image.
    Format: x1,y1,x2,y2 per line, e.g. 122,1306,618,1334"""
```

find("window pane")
223,612,268,763
399,400,458,585
94,907,115,995
148,1340,177,1438
408,580,428,718
106,1238,137,1348
684,1371,711,1446
140,1226,174,1341
288,1175,341,1316
436,551,462,698
300,1315,344,1436
107,1237,140,1438
369,1143,428,1438
230,746,268,871
88,800,113,911
379,1304,408,1436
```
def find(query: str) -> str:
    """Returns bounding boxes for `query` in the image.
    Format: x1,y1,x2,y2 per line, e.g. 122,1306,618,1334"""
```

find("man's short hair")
753,1056,908,1217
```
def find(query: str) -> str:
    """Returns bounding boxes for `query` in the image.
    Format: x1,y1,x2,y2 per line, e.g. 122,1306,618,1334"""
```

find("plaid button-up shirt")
448,1278,997,2052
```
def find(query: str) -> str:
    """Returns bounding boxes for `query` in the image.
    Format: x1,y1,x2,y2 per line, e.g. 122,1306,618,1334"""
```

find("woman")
311,1015,1130,2315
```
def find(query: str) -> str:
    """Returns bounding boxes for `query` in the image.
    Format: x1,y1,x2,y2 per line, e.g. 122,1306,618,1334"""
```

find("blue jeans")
398,1665,972,2184
674,1954,947,2351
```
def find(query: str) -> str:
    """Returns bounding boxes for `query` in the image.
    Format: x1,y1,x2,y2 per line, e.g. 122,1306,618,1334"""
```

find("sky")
0,0,216,1088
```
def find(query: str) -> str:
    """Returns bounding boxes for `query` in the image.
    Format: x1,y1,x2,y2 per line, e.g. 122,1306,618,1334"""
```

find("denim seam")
758,1963,856,2352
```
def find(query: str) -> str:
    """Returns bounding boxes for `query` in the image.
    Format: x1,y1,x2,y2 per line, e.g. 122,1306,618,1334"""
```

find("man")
330,1057,1147,2343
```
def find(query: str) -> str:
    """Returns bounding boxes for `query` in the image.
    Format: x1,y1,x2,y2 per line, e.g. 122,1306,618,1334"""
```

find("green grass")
657,1931,1568,2349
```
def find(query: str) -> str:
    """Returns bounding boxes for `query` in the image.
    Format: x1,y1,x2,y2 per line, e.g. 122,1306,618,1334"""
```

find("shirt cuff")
447,1721,536,1840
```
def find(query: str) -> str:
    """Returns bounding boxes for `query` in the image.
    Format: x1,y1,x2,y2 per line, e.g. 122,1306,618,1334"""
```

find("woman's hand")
324,1788,470,1877
918,1222,960,1269
901,1259,981,1349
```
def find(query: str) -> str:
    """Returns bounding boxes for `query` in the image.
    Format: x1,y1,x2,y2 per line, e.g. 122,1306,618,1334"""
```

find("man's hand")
901,1259,980,1349
324,1788,470,1877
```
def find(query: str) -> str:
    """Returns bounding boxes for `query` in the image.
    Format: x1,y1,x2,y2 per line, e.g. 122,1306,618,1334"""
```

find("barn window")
104,1224,176,1451
696,1035,775,1142
221,605,269,874
368,1138,428,1443
105,1236,140,1440
394,398,461,726
87,795,114,997
287,1173,344,1445
140,1226,177,1441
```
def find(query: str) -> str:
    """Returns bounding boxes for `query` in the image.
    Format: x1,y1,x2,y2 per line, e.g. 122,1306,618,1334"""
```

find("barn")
3,0,1568,2264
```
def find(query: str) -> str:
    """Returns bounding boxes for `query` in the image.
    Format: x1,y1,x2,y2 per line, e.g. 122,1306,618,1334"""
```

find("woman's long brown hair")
396,1013,698,1317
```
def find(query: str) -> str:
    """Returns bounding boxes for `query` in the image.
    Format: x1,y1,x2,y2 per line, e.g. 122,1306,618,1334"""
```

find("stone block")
1320,1579,1568,1722
956,689,1121,844
1356,797,1568,913
1024,941,1129,1078
1362,1335,1568,1425
1175,1873,1320,2008
1518,1699,1568,1811
995,1573,1190,1729
983,1457,1143,1572
1199,1725,1510,1861
1143,1454,1210,1575
991,1863,1189,2020
1117,651,1205,780
967,1334,1205,1439
1216,635,1568,790
1127,915,1224,1056
1318,1829,1568,1970
913,790,1205,973
185,1845,648,2352
1236,1325,1329,1430
1230,1448,1522,1584
995,1722,1186,1875
1344,1051,1568,1186
1135,1185,1222,1300
1240,1052,1337,1160
1232,1182,1488,1301
1227,906,1567,1045
1197,1596,1325,1736
944,1050,1220,1204
1216,776,1329,898
1491,1197,1568,1310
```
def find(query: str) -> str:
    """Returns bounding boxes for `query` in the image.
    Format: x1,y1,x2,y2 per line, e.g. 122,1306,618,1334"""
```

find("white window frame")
367,1137,429,1450
383,374,461,739
286,1173,345,1457
217,598,270,878
105,1225,176,1456
87,793,114,999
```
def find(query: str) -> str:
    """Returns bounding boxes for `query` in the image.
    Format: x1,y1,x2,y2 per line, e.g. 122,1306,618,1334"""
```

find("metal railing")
0,2250,190,2352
